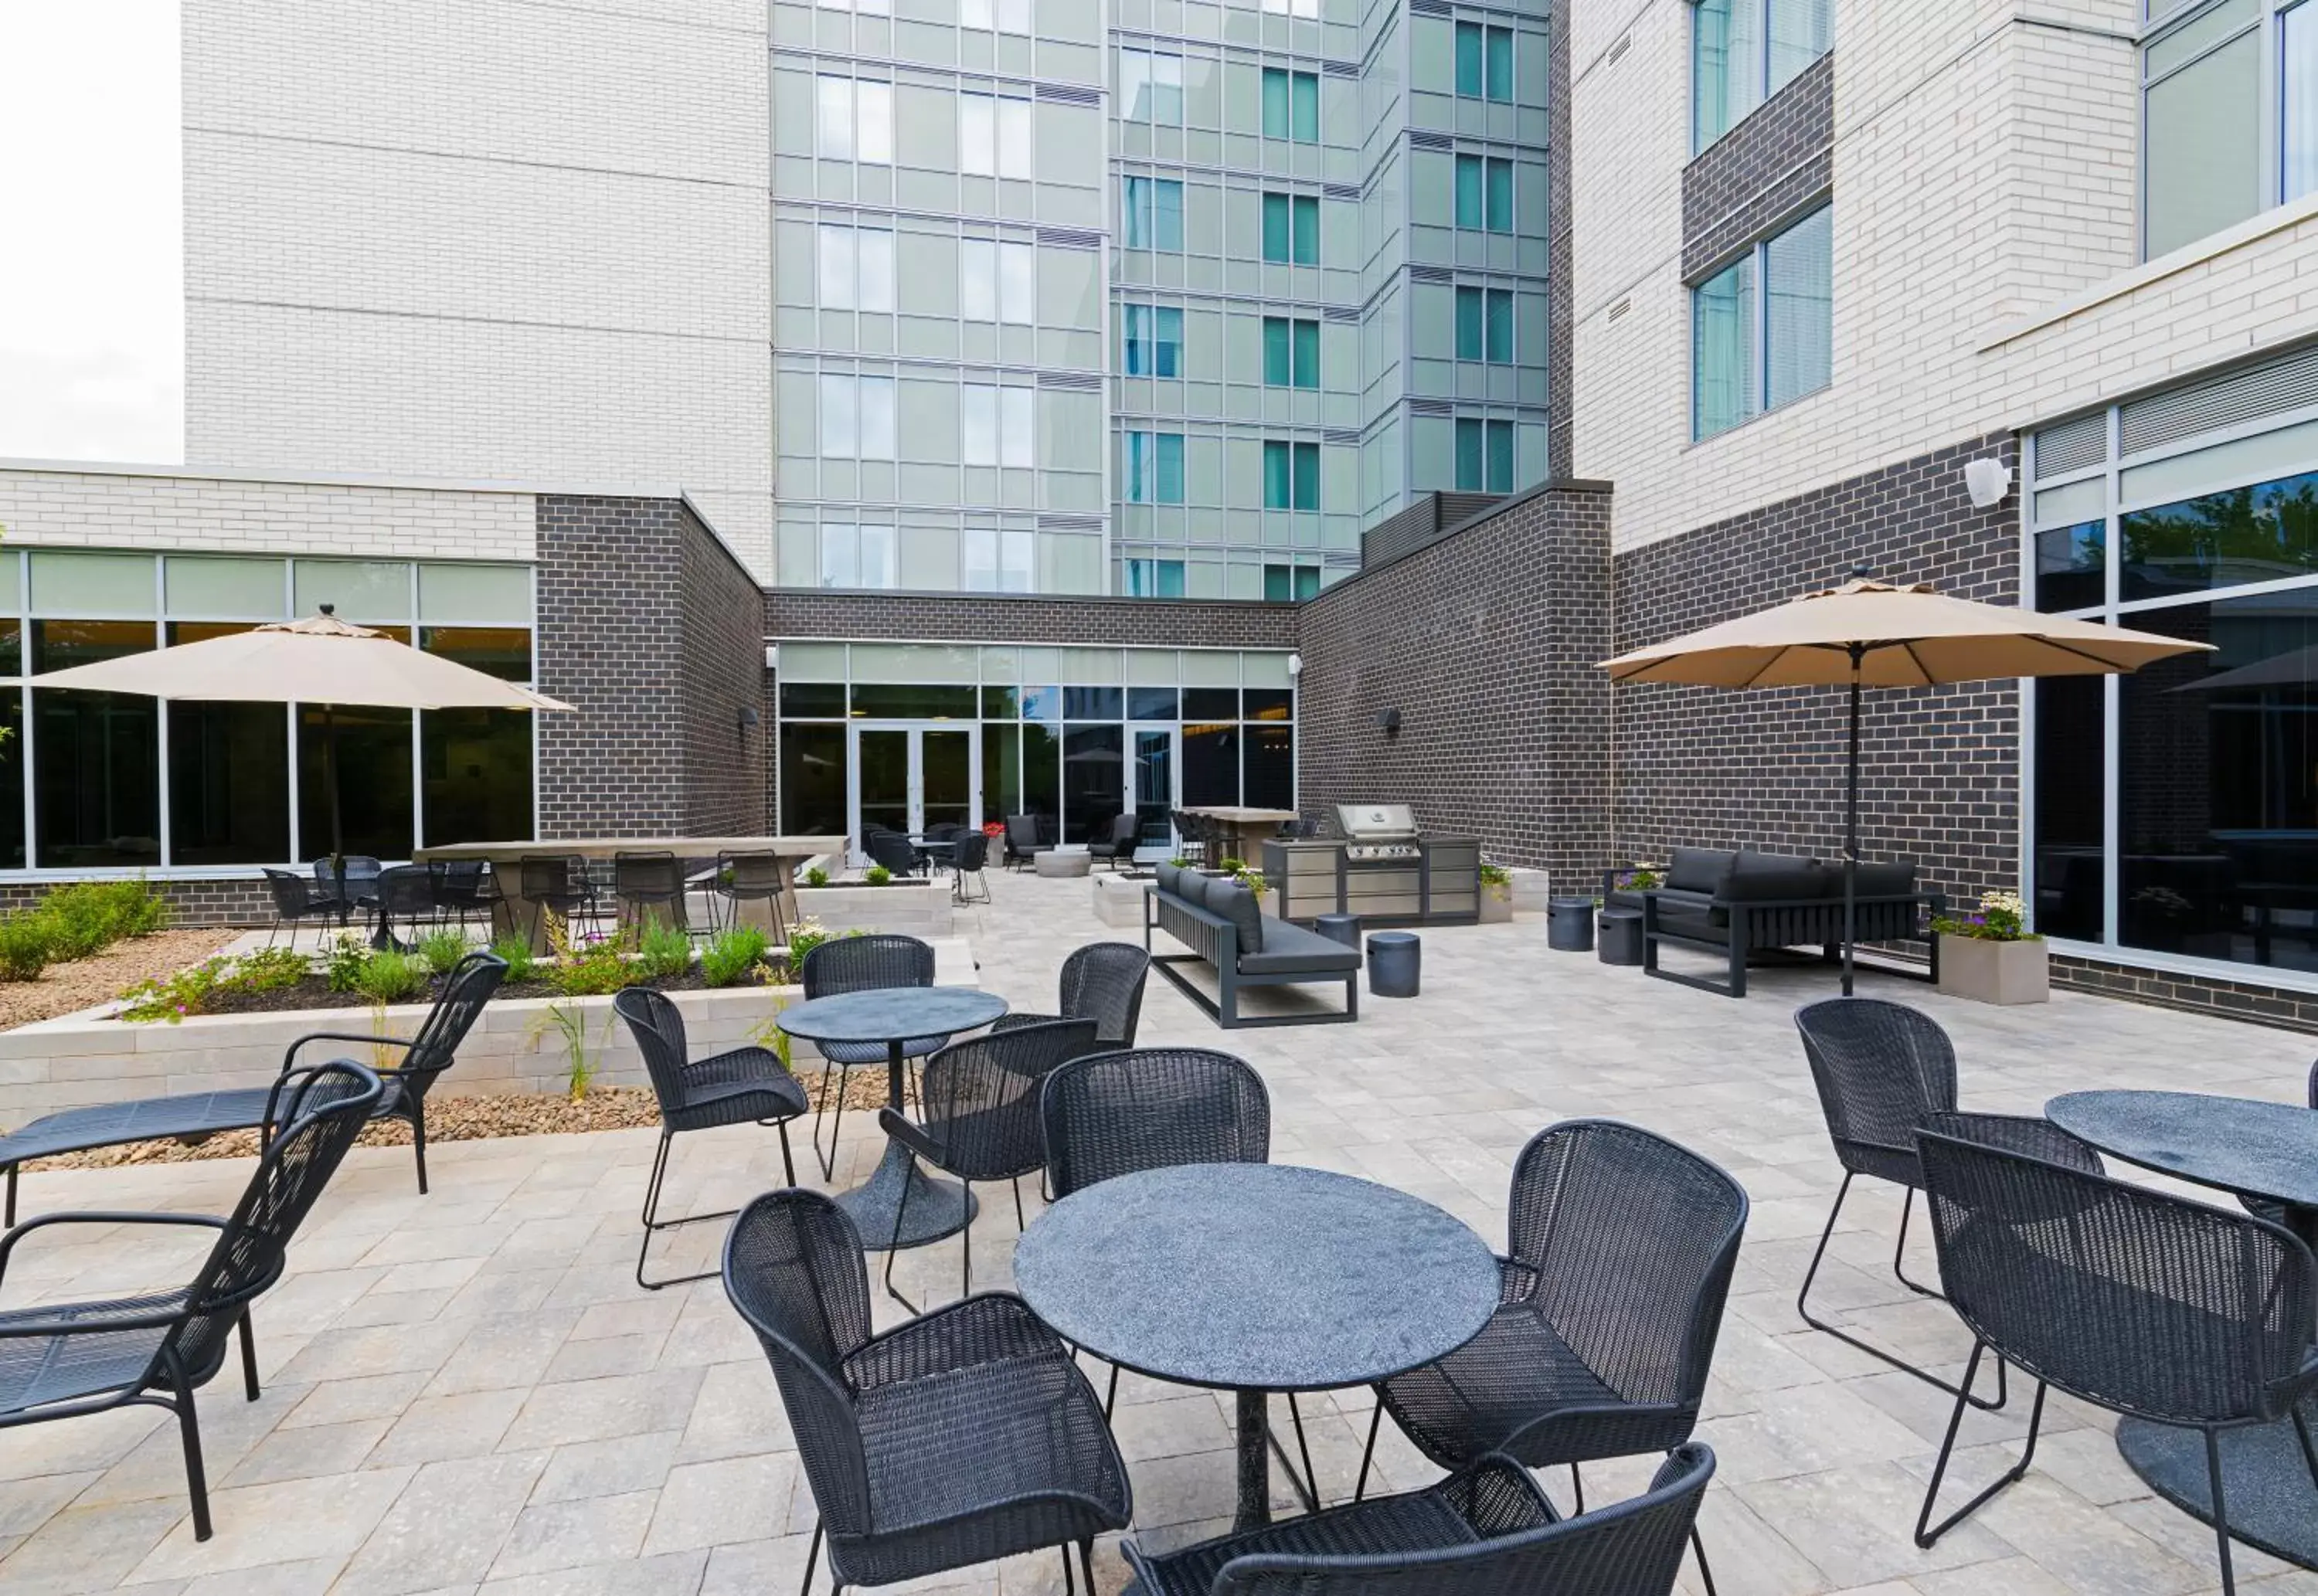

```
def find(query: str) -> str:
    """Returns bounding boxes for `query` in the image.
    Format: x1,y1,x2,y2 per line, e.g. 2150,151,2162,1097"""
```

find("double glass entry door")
850,723,977,861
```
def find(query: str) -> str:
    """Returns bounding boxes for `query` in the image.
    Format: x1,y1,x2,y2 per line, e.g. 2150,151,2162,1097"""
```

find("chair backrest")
1793,997,1959,1181
723,1191,875,1537
393,952,508,1103
719,851,787,897
1042,1048,1269,1198
1211,1445,1715,1596
801,933,935,999
1507,1121,1749,1421
520,854,579,899
924,821,966,842
865,830,919,878
1918,1122,2318,1425
379,864,434,915
1005,813,1040,852
1110,813,1142,848
428,859,486,905
2308,1060,2317,1110
615,851,683,900
172,1061,382,1384
1057,942,1151,1046
263,868,316,915
920,1019,1100,1181
614,986,695,1117
953,832,990,872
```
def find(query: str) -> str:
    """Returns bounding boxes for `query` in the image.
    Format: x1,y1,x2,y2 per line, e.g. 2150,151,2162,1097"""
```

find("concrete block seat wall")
1144,863,1358,1028
1619,847,1944,999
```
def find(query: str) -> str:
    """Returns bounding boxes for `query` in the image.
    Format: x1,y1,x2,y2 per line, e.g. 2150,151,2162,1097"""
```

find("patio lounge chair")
1086,812,1140,871
1354,1120,1745,1594
723,1190,1132,1595
991,941,1151,1048
1002,813,1052,871
1125,1444,1715,1596
0,1060,382,1541
0,953,508,1224
1616,846,1942,997
1146,861,1358,1028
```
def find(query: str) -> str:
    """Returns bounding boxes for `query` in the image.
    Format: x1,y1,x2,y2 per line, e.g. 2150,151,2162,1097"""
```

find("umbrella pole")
1844,645,1862,998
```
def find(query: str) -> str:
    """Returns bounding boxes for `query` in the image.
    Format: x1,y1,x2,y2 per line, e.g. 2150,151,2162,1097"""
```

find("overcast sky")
0,2,182,464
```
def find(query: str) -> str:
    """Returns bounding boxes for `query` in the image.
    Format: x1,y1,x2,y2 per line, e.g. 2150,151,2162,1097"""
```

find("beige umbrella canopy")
29,607,573,868
1599,579,2212,993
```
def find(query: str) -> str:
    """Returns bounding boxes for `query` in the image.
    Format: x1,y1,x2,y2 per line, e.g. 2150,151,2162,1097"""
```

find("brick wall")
1297,481,1615,884
0,878,276,929
1681,49,1834,279
764,589,1299,650
678,504,772,835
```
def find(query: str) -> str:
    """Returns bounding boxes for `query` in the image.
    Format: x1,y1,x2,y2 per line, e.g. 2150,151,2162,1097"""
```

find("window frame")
1689,0,1834,154
2137,0,2311,261
1688,202,1832,442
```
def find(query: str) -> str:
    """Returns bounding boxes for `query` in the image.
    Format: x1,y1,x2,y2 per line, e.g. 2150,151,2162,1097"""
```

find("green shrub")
0,913,53,981
863,864,892,886
545,918,638,997
803,866,829,888
637,919,693,981
119,957,234,1023
699,925,769,988
414,928,471,977
233,946,312,990
38,878,168,960
352,949,427,1004
325,932,369,992
784,919,834,972
488,933,539,983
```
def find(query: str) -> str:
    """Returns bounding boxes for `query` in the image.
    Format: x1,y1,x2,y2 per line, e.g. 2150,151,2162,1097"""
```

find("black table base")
2118,1414,2318,1571
835,1139,979,1251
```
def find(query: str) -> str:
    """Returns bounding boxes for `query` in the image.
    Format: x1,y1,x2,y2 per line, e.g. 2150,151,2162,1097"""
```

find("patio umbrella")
29,606,573,874
1599,577,2211,993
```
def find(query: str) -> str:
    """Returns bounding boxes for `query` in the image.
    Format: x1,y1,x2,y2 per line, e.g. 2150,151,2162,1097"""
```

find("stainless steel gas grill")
1263,804,1480,925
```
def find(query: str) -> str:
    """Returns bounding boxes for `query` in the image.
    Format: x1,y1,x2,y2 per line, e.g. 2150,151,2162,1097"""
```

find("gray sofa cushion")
1240,915,1360,974
1156,861,1181,897
1716,851,1830,902
1208,878,1264,955
1666,847,1735,895
1851,861,1918,898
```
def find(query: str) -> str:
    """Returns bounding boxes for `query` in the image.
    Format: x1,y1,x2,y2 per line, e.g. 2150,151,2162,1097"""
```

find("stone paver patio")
2,867,2315,1595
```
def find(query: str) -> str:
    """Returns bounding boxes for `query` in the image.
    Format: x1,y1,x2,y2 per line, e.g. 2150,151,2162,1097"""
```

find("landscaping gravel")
0,929,243,1032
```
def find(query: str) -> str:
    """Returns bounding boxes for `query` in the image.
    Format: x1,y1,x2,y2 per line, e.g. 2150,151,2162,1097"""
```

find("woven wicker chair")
1356,1119,1745,1593
614,986,811,1290
949,831,991,905
722,1190,1132,1594
802,935,952,1180
1912,1113,2318,1595
1127,1444,1715,1596
865,830,923,879
0,1060,382,1541
991,942,1151,1049
877,1017,1100,1310
518,853,600,944
1793,996,2013,1411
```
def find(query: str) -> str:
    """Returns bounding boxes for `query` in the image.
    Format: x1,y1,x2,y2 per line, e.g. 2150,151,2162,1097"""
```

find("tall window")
1261,193,1320,263
1123,304,1184,376
820,374,898,458
817,78,892,162
1263,317,1320,387
1261,0,1320,17
961,0,1031,32
1453,418,1514,492
1124,177,1185,250
961,528,1035,593
1125,558,1187,598
2142,0,2315,260
1454,287,1513,362
1262,68,1320,141
961,93,1032,178
1263,564,1320,600
1124,432,1186,502
961,385,1036,468
1263,440,1320,509
1122,49,1184,123
960,239,1035,322
1455,23,1514,101
1691,0,1832,151
1691,203,1831,440
820,525,897,589
817,226,896,312
1453,155,1513,232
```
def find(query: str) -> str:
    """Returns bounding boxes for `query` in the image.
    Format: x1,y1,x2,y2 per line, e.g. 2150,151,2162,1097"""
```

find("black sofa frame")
1640,888,1944,998
1144,884,1358,1028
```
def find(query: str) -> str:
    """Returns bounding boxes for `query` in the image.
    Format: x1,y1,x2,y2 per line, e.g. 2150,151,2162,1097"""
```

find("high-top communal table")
777,985,1008,1249
413,835,844,950
2046,1089,2318,1571
1014,1162,1498,1530
1179,807,1299,864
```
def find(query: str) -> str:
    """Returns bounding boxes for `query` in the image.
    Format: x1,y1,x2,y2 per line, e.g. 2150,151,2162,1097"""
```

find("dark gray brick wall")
1681,49,1834,279
678,505,772,836
1361,491,1504,568
0,878,276,929
764,589,1299,649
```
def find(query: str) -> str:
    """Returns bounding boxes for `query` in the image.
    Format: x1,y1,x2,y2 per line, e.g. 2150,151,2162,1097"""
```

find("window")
1454,287,1514,362
962,528,1035,593
1262,0,1319,17
961,385,1036,468
1262,68,1320,141
819,525,897,589
817,78,891,163
2140,0,2316,259
1261,193,1320,263
1455,23,1514,101
817,226,895,312
1263,564,1321,601
1123,304,1184,377
1263,440,1320,509
960,239,1035,322
1453,155,1513,232
1125,558,1187,598
961,93,1032,178
961,0,1030,29
1124,177,1185,250
820,374,898,458
817,77,854,158
1125,432,1186,502
1691,0,1832,151
1454,419,1514,492
1123,49,1184,122
1262,317,1319,387
1691,203,1830,440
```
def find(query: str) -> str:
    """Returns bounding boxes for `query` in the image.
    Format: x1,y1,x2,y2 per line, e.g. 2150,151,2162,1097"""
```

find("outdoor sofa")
1144,862,1359,1027
1609,846,1943,998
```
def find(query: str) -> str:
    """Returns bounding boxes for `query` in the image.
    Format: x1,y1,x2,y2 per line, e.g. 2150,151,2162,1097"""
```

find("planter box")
791,879,953,939
1936,936,2049,1005
1477,885,1514,924
1505,868,1552,913
1091,872,1148,929
0,936,980,1122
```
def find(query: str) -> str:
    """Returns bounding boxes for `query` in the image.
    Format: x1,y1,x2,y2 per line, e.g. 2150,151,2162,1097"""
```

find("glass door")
848,722,981,861
921,728,972,834
1128,723,1180,860
855,728,911,845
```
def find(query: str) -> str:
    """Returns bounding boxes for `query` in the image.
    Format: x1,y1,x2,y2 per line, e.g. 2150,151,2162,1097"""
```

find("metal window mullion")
284,560,301,868
2102,403,2124,950
153,561,171,868
409,563,424,857
17,552,32,871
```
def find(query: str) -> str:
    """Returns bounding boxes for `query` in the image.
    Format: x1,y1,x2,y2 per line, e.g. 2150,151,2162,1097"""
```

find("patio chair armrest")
1497,1255,1541,1304
1495,1398,1694,1462
1428,1452,1562,1534
281,1031,413,1075
0,1211,227,1289
845,1292,1063,1388
875,1107,946,1166
0,1302,193,1340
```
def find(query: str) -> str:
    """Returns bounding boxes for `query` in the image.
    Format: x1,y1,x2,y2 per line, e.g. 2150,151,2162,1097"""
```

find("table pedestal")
2118,1414,2318,1571
834,1139,977,1251
1235,1390,1271,1531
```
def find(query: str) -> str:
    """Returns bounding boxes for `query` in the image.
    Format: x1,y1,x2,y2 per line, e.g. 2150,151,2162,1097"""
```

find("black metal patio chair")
1003,813,1051,871
312,854,382,926
802,935,952,1180
1087,812,1140,871
1127,1443,1715,1596
614,986,810,1290
1912,1113,2318,1596
865,828,923,880
614,850,689,932
425,859,495,939
1354,1119,1745,1592
711,850,789,940
992,941,1151,1049
1793,996,2013,1411
261,868,341,947
373,864,435,948
877,1018,1100,1311
518,853,599,945
949,830,992,905
722,1190,1132,1595
0,1059,382,1541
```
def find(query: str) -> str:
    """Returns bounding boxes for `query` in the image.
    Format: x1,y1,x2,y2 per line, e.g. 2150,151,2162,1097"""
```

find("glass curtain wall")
0,550,535,873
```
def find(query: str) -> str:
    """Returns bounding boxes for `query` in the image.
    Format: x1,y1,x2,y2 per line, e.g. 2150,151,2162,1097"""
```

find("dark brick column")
678,504,772,835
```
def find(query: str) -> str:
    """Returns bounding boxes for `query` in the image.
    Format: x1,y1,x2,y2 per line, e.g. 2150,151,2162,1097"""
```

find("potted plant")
1477,862,1513,924
1932,890,2047,1005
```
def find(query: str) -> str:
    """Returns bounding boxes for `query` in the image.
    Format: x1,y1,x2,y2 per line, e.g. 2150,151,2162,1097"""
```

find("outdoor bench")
1144,862,1359,1027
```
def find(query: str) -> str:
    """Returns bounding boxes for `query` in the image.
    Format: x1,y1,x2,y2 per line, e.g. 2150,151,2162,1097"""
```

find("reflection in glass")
297,705,413,861
36,691,160,868
422,709,532,846
849,683,976,718
2031,677,2104,941
1243,688,1293,722
1062,724,1122,844
2034,522,2106,612
420,627,532,683
780,723,847,834
1021,685,1062,722
1022,723,1061,832
2121,468,2318,601
1183,688,1239,721
1245,725,1294,812
1127,686,1179,720
980,686,1020,719
982,722,1021,818
856,728,910,836
780,681,848,718
1184,722,1240,806
169,701,291,865
31,619,155,674
1062,686,1123,719
0,694,21,868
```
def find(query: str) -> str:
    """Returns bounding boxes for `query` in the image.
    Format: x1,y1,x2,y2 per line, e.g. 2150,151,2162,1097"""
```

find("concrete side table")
1548,896,1596,952
1598,907,1644,966
1314,913,1361,949
1367,931,1420,997
1035,851,1093,878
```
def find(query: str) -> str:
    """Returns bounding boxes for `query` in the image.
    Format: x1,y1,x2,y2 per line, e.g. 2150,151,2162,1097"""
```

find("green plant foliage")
325,932,370,992
233,946,312,990
352,949,427,1004
532,1002,606,1101
1218,856,1246,874
699,925,770,988
863,864,892,886
118,957,235,1023
1478,863,1512,888
415,928,471,977
488,933,540,983
637,919,693,981
0,913,52,981
546,915,640,997
36,878,168,961
804,866,829,888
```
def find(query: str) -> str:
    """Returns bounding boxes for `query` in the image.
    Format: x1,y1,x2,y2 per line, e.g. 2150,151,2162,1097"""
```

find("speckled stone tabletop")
1014,1162,1499,1393
2047,1089,2318,1208
774,986,1008,1044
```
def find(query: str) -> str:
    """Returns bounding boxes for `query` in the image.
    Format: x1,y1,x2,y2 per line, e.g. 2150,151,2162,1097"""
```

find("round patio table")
779,986,1007,1250
1015,1162,1499,1531
2045,1089,2318,1571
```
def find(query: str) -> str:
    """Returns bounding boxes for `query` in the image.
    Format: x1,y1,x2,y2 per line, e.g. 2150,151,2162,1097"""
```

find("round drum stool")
1367,931,1421,998
1314,913,1361,949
